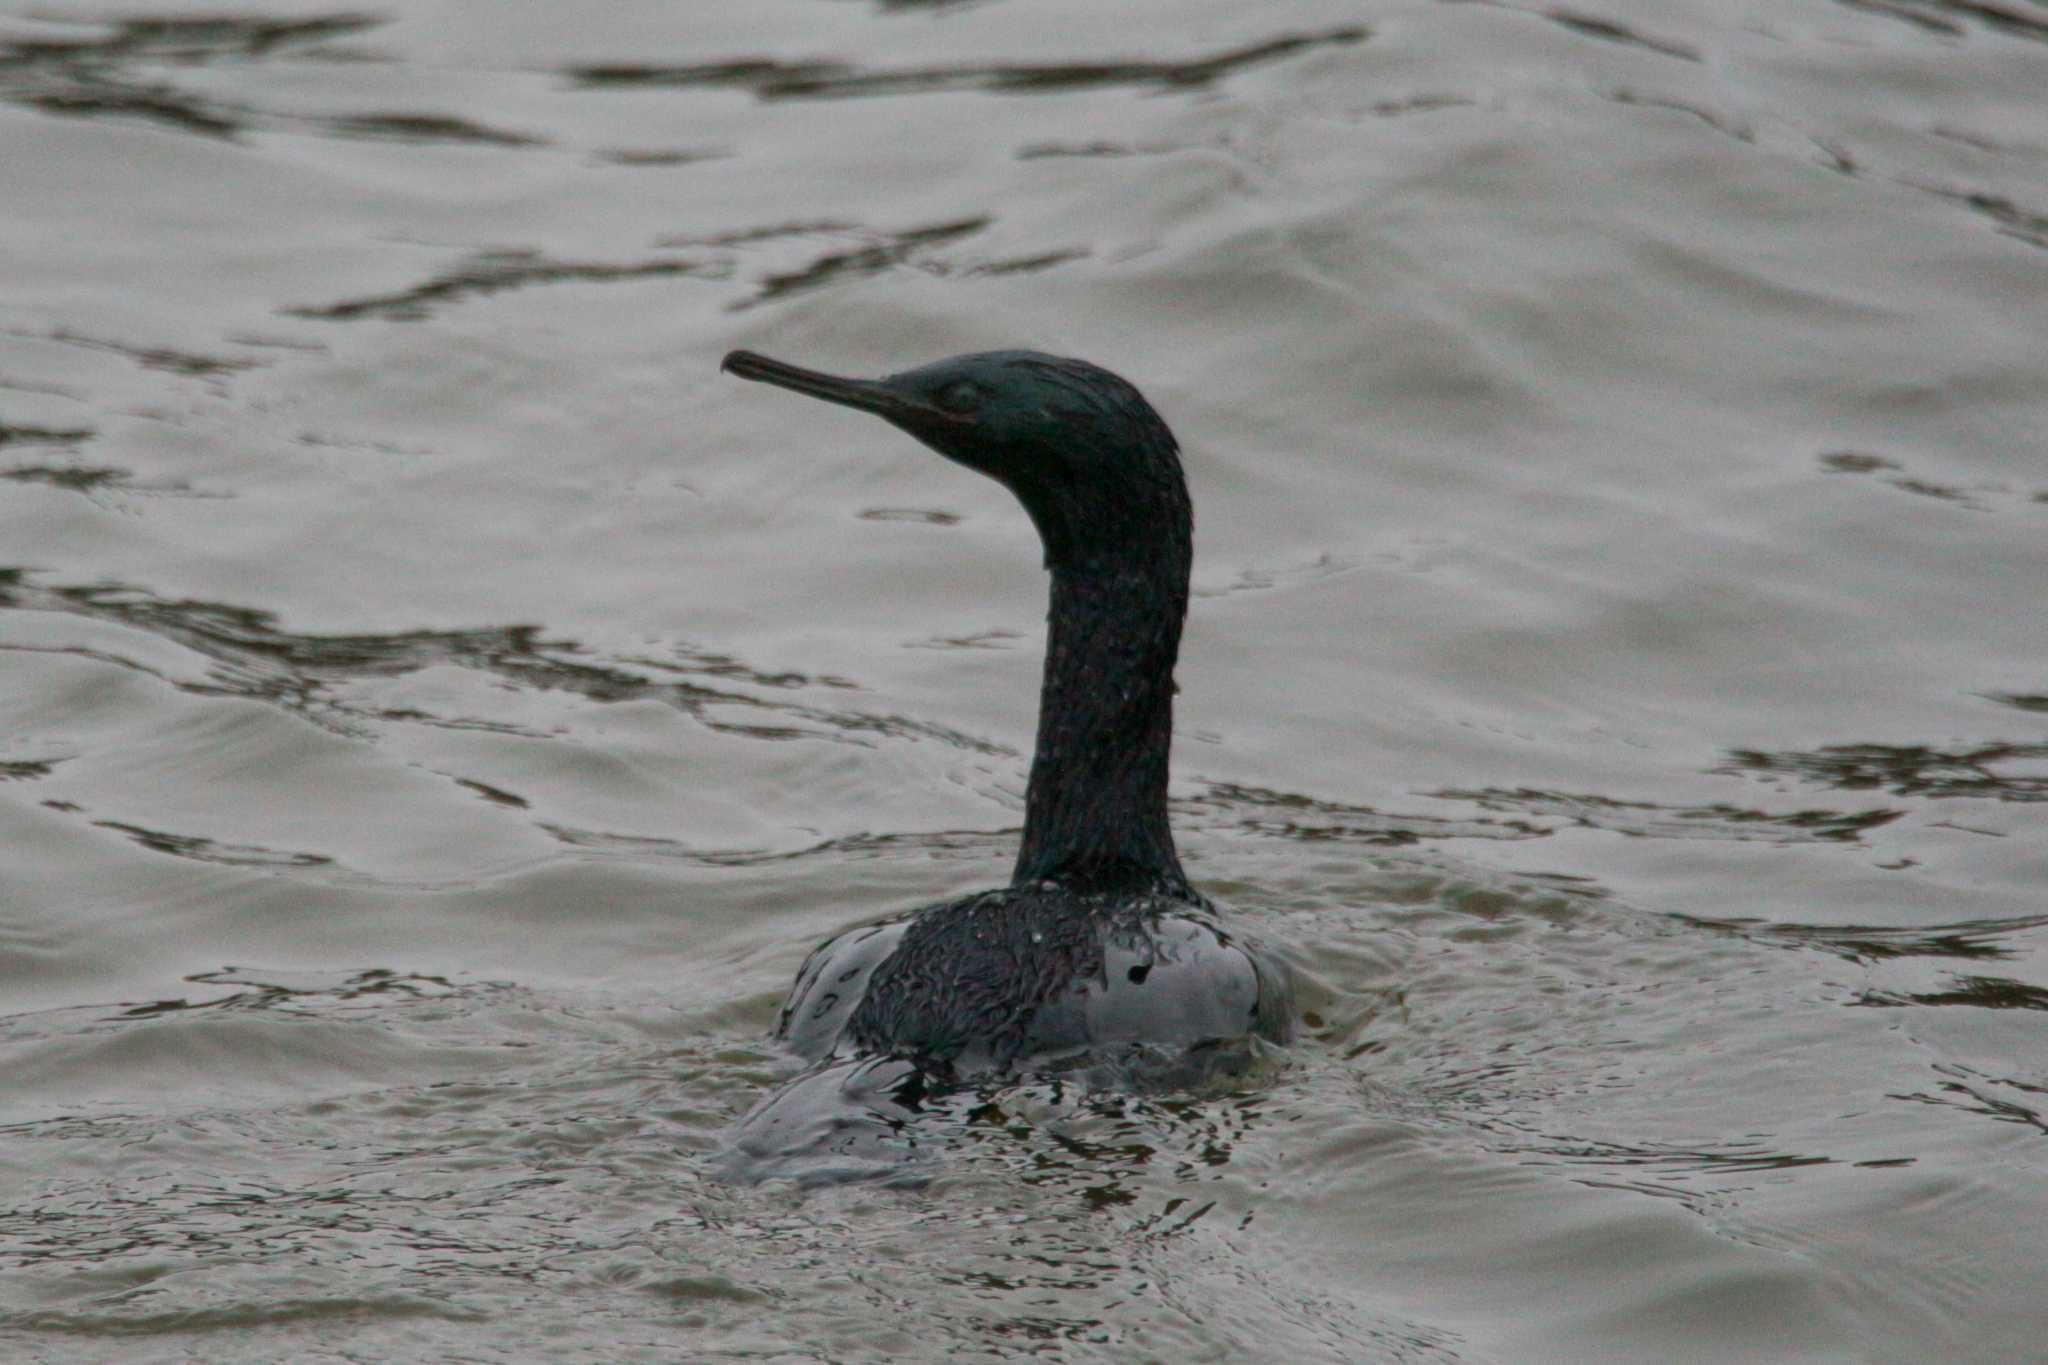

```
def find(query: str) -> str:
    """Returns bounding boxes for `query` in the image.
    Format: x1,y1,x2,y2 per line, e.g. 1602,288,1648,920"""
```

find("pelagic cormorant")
718,348,1294,1179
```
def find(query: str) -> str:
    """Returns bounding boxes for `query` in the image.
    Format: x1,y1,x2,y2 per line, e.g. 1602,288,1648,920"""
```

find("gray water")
2,1,2045,1360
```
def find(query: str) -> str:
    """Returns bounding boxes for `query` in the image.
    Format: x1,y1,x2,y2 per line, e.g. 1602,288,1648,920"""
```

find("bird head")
723,348,1189,571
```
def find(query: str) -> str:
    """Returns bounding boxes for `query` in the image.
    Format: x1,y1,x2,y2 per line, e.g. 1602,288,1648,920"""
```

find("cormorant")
716,348,1294,1181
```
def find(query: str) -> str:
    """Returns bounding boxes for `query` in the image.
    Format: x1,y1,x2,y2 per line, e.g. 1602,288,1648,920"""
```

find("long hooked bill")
722,350,908,418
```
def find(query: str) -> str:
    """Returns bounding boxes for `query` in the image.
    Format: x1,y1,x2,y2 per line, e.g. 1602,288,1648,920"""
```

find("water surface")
3,1,2046,1360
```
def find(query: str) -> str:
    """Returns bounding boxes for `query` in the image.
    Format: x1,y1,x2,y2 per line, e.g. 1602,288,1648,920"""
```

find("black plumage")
717,348,1293,1178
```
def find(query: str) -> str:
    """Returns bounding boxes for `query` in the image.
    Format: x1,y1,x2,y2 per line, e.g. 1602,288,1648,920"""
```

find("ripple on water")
4,0,2048,1357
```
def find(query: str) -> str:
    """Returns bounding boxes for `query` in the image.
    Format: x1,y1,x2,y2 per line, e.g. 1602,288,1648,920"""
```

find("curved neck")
1012,548,1190,898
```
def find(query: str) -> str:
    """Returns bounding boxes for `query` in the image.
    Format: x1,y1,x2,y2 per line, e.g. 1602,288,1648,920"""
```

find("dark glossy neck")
1012,547,1190,898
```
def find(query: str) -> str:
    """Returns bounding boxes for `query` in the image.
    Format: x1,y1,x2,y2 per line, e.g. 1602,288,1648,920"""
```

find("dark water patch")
1933,187,2048,249
541,823,1012,868
21,83,247,138
285,250,712,323
367,707,550,738
90,819,335,870
42,326,259,379
1818,449,2025,510
1835,0,1969,34
858,506,962,525
1721,741,2048,803
516,654,1009,753
565,56,846,95
660,216,1062,308
189,965,467,1005
616,647,856,692
110,968,470,1021
1891,1063,2048,1138
1371,93,1478,117
1887,475,1986,507
3,463,127,492
2,463,221,499
1687,913,2048,963
453,777,529,809
0,423,93,448
1192,781,1549,847
1854,974,2048,1010
0,575,552,688
564,27,1368,101
658,218,858,248
908,628,1021,651
1510,1131,1838,1186
320,112,546,147
224,332,328,354
638,1273,769,1305
1607,89,1753,142
0,570,1013,754
1543,10,1702,61
735,216,988,310
1811,137,1860,176
965,248,1089,276
1870,0,2048,42
1819,451,1901,474
1437,786,1903,844
0,756,66,781
589,146,727,167
0,14,383,66
1,15,383,144
1985,692,2048,714
1018,139,1152,159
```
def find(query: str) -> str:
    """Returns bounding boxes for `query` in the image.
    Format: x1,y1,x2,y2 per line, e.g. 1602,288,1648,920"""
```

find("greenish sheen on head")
723,348,1190,570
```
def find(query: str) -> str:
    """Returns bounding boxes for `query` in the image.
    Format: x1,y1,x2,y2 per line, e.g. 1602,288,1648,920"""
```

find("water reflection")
36,326,258,380
1891,1062,2048,1138
0,13,383,141
1686,912,2048,961
1819,450,2040,510
121,966,470,1018
287,252,713,323
1189,780,1545,847
737,217,986,309
540,823,1012,868
321,112,545,147
0,571,1000,756
1538,9,1701,62
2,463,220,500
1438,786,1904,844
1721,741,2048,802
1854,974,2048,1010
1926,187,2048,249
90,819,334,869
564,27,1368,100
1835,0,2048,43
280,217,1081,322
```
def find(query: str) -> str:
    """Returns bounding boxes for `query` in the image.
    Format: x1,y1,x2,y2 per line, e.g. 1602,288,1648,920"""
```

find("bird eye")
936,381,981,415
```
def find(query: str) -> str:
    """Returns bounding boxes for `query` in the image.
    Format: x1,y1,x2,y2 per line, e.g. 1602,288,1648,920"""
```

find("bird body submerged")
779,884,1291,1073
717,347,1294,1182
